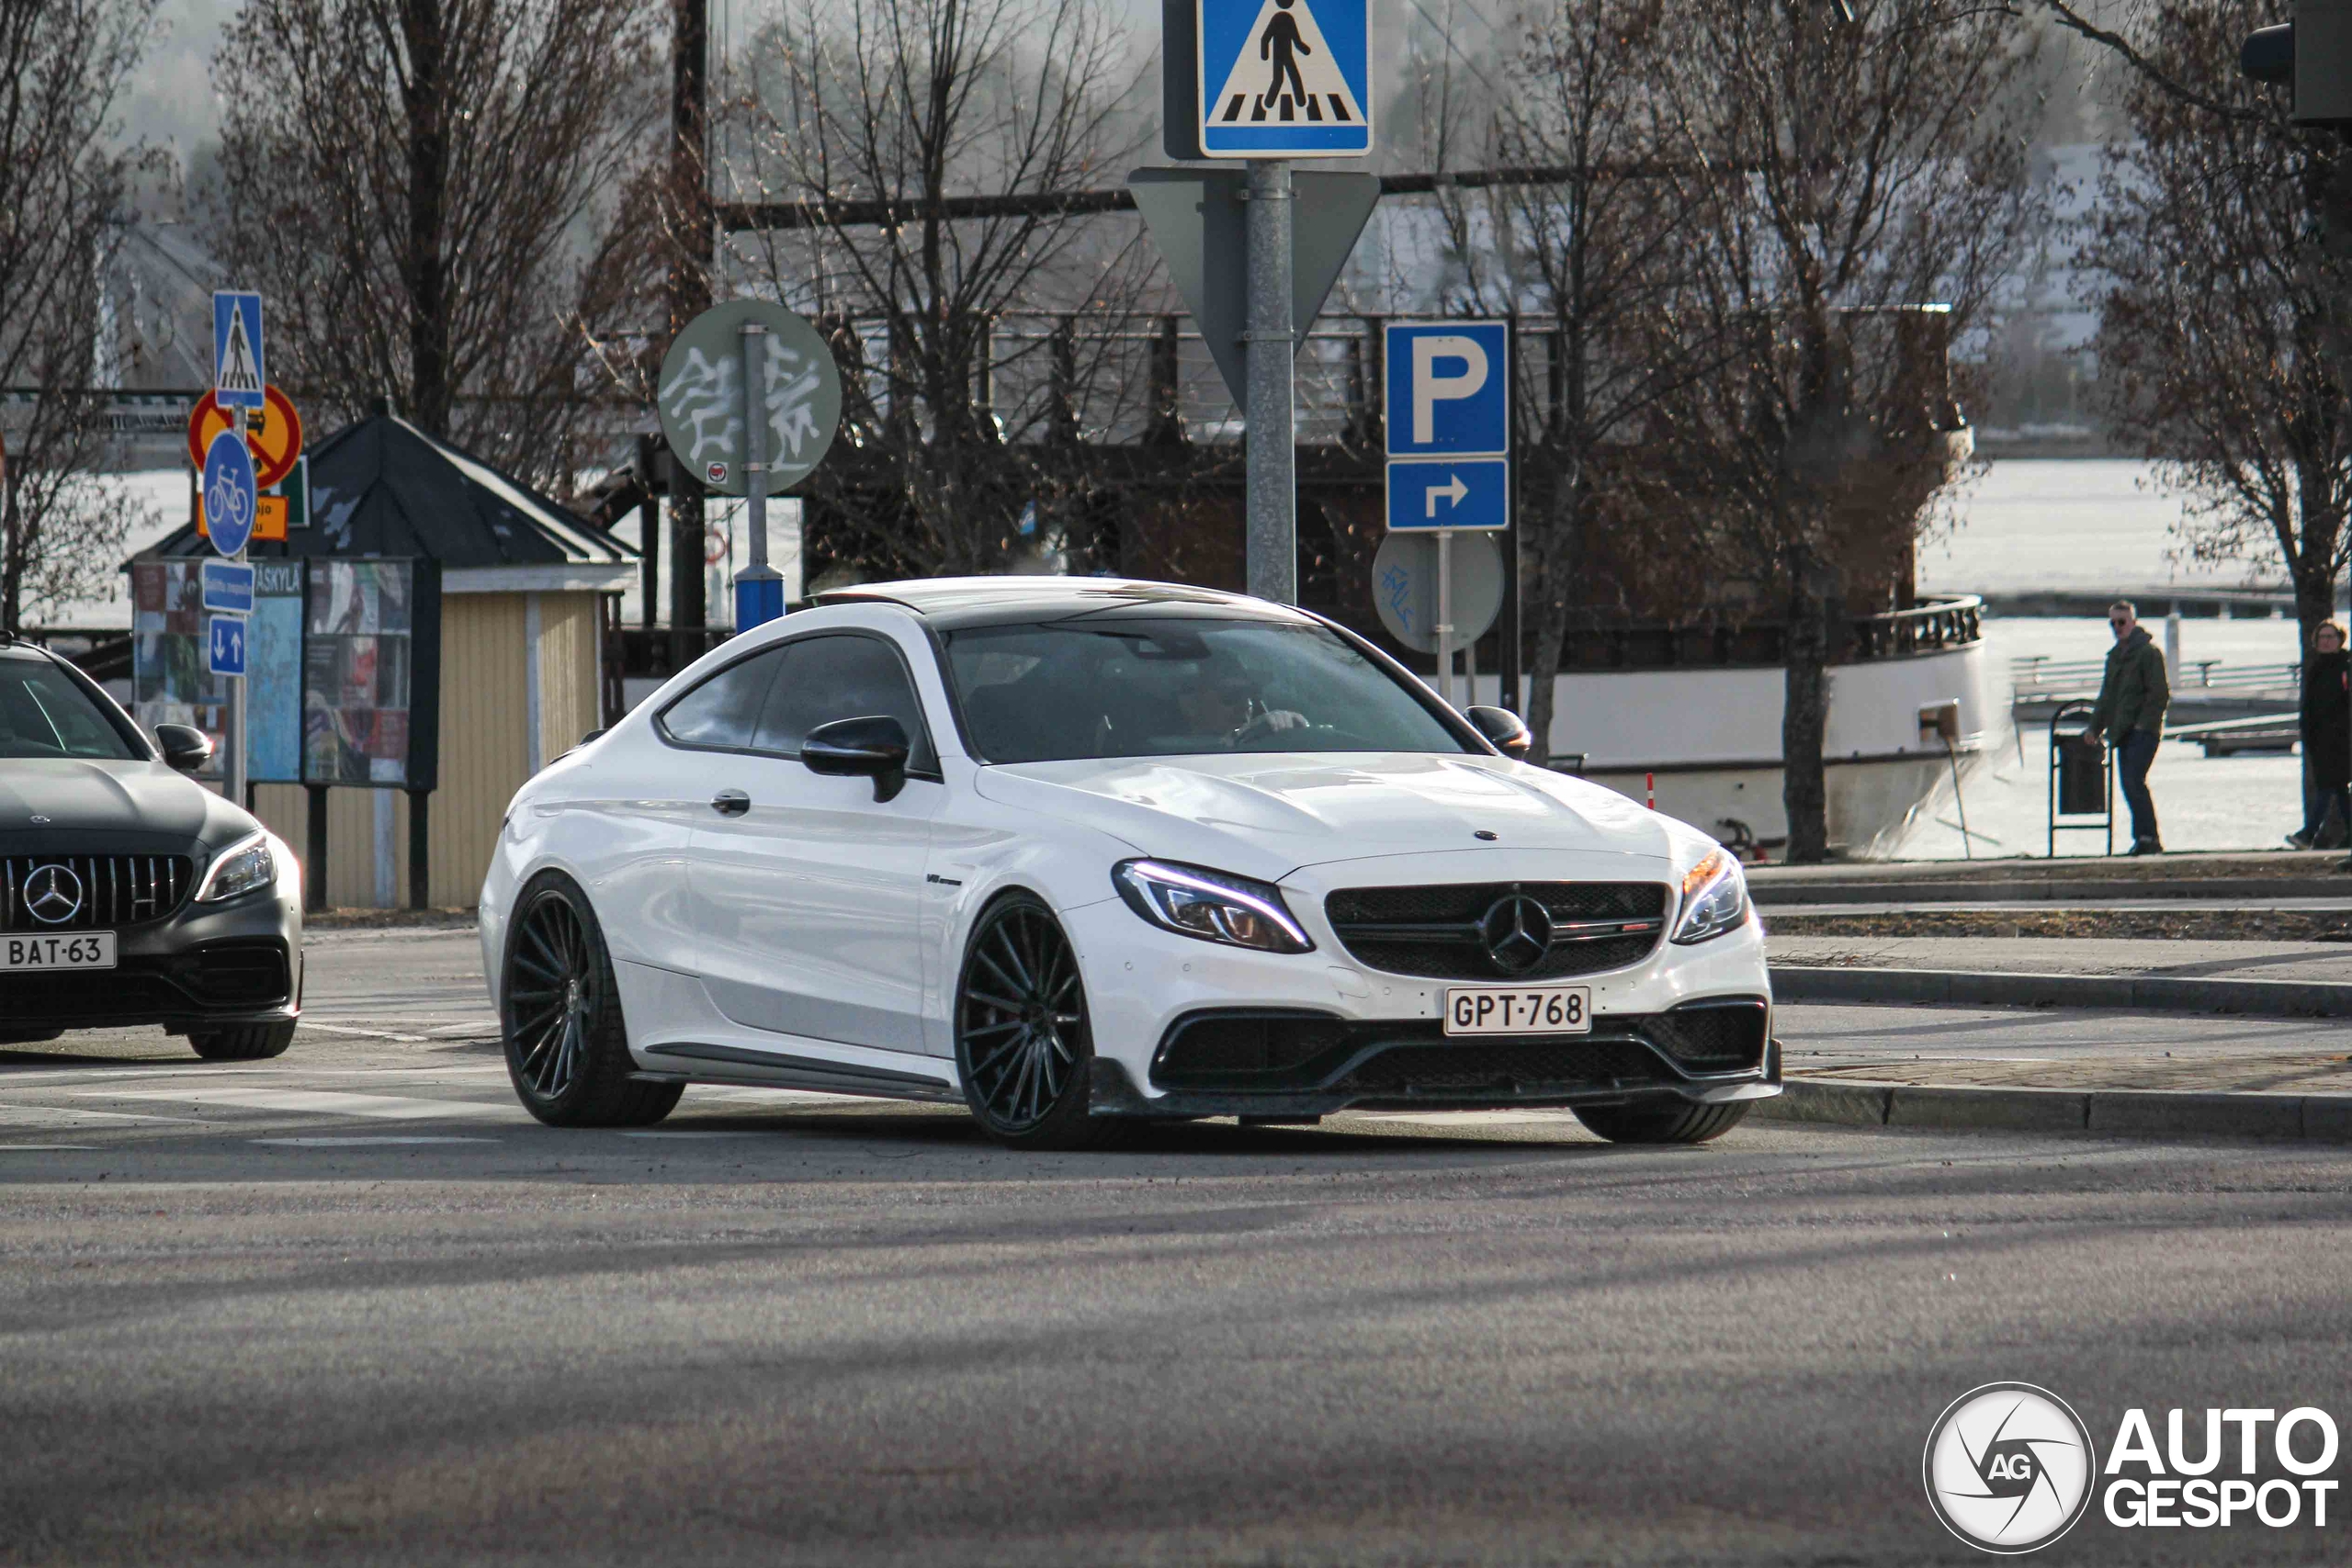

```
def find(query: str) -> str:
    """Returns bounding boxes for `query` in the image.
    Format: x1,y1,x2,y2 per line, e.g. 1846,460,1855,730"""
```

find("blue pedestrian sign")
1385,458,1509,532
211,291,266,410
207,614,248,678
1385,321,1510,457
200,430,258,557
1194,0,1372,157
201,560,255,615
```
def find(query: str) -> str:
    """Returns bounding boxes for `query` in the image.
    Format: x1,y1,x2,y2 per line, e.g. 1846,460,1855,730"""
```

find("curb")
1770,964,2352,1020
1751,876,2335,908
1755,1078,2352,1144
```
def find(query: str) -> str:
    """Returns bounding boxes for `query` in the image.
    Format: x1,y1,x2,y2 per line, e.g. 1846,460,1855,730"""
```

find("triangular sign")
1129,167,1381,408
218,310,262,399
1207,0,1365,129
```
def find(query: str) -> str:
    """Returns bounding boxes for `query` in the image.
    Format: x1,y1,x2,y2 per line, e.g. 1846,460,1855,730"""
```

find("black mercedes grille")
1641,1001,1768,1072
1,855,192,932
1324,881,1668,980
1335,1038,1670,1095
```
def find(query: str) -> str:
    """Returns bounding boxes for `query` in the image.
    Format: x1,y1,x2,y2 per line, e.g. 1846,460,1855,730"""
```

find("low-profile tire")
188,1020,296,1061
1573,1100,1750,1145
501,871,683,1128
955,891,1128,1152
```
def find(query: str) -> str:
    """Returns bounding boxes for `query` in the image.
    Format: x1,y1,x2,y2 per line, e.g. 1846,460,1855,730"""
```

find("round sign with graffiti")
657,300,842,498
187,385,303,491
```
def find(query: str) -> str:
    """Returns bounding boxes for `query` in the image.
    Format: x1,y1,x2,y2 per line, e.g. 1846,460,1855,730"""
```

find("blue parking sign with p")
1385,321,1510,457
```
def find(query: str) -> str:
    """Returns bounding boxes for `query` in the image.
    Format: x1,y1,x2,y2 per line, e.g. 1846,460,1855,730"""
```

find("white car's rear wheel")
955,893,1125,1150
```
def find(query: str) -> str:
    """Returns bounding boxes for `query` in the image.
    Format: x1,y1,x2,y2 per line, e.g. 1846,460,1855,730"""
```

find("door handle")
710,789,750,817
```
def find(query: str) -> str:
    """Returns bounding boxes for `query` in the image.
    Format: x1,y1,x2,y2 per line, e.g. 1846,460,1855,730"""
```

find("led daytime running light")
195,831,277,903
1114,859,1314,953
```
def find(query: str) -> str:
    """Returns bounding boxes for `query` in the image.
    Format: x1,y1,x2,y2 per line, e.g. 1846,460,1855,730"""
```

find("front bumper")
1062,886,1776,1118
1,884,303,1037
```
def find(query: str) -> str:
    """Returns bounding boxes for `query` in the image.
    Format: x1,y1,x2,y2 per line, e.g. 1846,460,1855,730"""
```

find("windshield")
943,617,1472,763
0,658,141,761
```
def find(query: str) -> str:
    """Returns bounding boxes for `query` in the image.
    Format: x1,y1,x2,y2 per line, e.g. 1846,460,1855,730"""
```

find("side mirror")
801,714,911,802
1464,705,1532,759
154,723,215,773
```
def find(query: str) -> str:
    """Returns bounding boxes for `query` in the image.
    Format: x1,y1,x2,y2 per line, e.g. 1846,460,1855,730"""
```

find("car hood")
973,751,1681,883
0,759,254,852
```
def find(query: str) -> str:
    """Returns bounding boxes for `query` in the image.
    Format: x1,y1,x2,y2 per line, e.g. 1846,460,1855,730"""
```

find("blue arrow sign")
212,291,266,410
207,614,248,678
201,560,255,615
1196,0,1372,157
1385,321,1510,457
200,431,258,557
1385,457,1509,532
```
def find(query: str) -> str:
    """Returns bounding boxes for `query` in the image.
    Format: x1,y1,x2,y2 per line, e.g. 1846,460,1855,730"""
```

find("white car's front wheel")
955,892,1127,1151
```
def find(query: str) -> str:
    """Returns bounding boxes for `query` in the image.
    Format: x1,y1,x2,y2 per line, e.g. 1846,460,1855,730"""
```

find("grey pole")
1244,159,1295,604
1435,527,1454,708
734,320,783,626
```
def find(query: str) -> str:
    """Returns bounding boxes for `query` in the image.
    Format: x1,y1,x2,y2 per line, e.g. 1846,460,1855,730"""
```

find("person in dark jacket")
2085,599,2170,854
2290,620,2350,849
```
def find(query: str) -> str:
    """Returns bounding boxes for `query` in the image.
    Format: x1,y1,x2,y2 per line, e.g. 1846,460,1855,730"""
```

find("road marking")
0,1106,206,1128
253,1136,497,1146
0,1144,100,1151
296,1021,433,1043
621,1130,765,1139
80,1088,520,1122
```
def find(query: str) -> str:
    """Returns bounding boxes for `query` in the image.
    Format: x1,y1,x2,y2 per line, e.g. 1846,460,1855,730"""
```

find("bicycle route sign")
200,430,259,557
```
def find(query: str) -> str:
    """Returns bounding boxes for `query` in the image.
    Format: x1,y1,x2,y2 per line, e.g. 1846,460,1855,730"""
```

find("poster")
246,560,304,782
302,559,416,785
130,559,227,777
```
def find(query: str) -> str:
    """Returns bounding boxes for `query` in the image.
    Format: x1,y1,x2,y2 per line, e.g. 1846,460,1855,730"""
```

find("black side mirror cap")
154,723,215,773
801,715,912,802
1464,705,1532,759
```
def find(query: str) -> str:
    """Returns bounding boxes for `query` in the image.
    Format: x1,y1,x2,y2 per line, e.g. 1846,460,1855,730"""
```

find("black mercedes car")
0,639,300,1059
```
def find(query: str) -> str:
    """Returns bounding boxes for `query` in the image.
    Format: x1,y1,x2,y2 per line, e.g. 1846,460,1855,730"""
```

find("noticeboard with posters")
131,559,229,777
300,558,439,790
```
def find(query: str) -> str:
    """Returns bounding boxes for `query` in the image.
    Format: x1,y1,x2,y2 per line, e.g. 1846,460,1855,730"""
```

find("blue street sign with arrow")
1385,457,1509,532
207,614,248,678
1189,0,1373,157
200,431,258,557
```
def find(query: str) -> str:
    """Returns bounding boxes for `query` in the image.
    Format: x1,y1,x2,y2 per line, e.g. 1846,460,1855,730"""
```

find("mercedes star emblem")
23,862,85,925
1479,894,1554,976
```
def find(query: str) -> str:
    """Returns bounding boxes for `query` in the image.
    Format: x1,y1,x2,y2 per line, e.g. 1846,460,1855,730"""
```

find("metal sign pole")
1244,158,1295,604
734,320,783,628
1436,526,1454,708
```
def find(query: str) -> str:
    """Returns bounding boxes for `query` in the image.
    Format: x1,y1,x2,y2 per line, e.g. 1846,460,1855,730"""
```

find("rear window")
0,658,140,761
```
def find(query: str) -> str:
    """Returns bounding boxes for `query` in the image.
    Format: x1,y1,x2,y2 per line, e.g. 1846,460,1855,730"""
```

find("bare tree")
722,0,1151,575
1652,0,2042,861
0,0,159,632
2075,1,2350,649
203,0,664,487
1431,0,1713,766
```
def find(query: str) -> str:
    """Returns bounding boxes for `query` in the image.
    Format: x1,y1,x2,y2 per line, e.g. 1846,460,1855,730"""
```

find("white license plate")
0,931,117,971
1444,985,1591,1036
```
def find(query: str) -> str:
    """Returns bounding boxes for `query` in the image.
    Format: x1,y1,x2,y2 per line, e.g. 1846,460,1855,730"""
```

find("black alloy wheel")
501,873,682,1128
955,892,1125,1150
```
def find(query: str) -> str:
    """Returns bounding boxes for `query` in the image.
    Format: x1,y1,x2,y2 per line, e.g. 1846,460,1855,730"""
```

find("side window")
657,648,786,750
754,635,937,771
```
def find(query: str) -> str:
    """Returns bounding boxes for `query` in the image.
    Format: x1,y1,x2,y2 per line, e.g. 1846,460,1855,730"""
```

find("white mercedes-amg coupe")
480,578,1777,1149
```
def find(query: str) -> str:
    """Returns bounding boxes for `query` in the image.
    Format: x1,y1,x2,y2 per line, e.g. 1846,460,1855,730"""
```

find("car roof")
813,576,1317,631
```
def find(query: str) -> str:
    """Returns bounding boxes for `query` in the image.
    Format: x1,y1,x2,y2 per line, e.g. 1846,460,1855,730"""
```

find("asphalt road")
5,930,2351,1565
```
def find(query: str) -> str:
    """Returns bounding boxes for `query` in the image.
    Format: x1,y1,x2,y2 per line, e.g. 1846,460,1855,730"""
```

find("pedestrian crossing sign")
1194,0,1372,157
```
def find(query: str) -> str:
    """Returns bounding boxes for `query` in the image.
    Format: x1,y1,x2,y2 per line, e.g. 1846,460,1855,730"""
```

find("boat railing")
2011,655,2300,700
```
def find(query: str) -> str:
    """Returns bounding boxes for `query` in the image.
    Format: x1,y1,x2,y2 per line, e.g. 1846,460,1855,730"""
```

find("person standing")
2086,599,2170,854
2290,620,2351,849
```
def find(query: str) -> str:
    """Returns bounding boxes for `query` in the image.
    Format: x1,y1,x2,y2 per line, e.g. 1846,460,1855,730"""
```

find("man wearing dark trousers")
2086,599,2170,854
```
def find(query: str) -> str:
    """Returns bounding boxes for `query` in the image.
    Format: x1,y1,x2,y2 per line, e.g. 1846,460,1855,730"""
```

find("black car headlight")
1113,860,1313,954
1670,849,1749,945
196,831,278,904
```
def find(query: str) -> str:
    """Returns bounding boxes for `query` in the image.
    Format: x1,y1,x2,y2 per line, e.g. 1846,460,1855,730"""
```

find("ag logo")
1924,1382,2097,1554
706,460,728,486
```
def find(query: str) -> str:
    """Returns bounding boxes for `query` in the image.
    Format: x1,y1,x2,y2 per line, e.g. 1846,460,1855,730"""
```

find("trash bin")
2057,733,2106,816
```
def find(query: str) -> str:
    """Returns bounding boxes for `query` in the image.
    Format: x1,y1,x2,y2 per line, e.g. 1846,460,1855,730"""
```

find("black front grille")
1325,881,1668,980
1336,1038,1671,1095
0,942,291,1023
1642,1000,1769,1072
1,855,192,932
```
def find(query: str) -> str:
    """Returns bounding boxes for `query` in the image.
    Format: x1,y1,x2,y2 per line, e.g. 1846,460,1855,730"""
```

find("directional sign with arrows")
1384,457,1508,531
1384,320,1510,532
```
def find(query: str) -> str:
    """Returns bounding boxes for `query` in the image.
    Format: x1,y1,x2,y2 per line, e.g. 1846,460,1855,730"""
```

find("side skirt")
639,1041,967,1104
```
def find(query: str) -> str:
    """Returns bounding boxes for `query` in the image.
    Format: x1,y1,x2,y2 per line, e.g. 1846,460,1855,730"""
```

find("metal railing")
2011,656,2301,699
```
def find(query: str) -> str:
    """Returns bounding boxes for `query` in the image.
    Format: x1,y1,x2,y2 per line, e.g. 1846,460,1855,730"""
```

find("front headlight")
1113,859,1314,953
196,831,277,903
1670,849,1748,945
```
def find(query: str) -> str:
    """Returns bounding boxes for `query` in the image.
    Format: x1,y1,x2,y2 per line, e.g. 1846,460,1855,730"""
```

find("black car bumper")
1,886,302,1037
